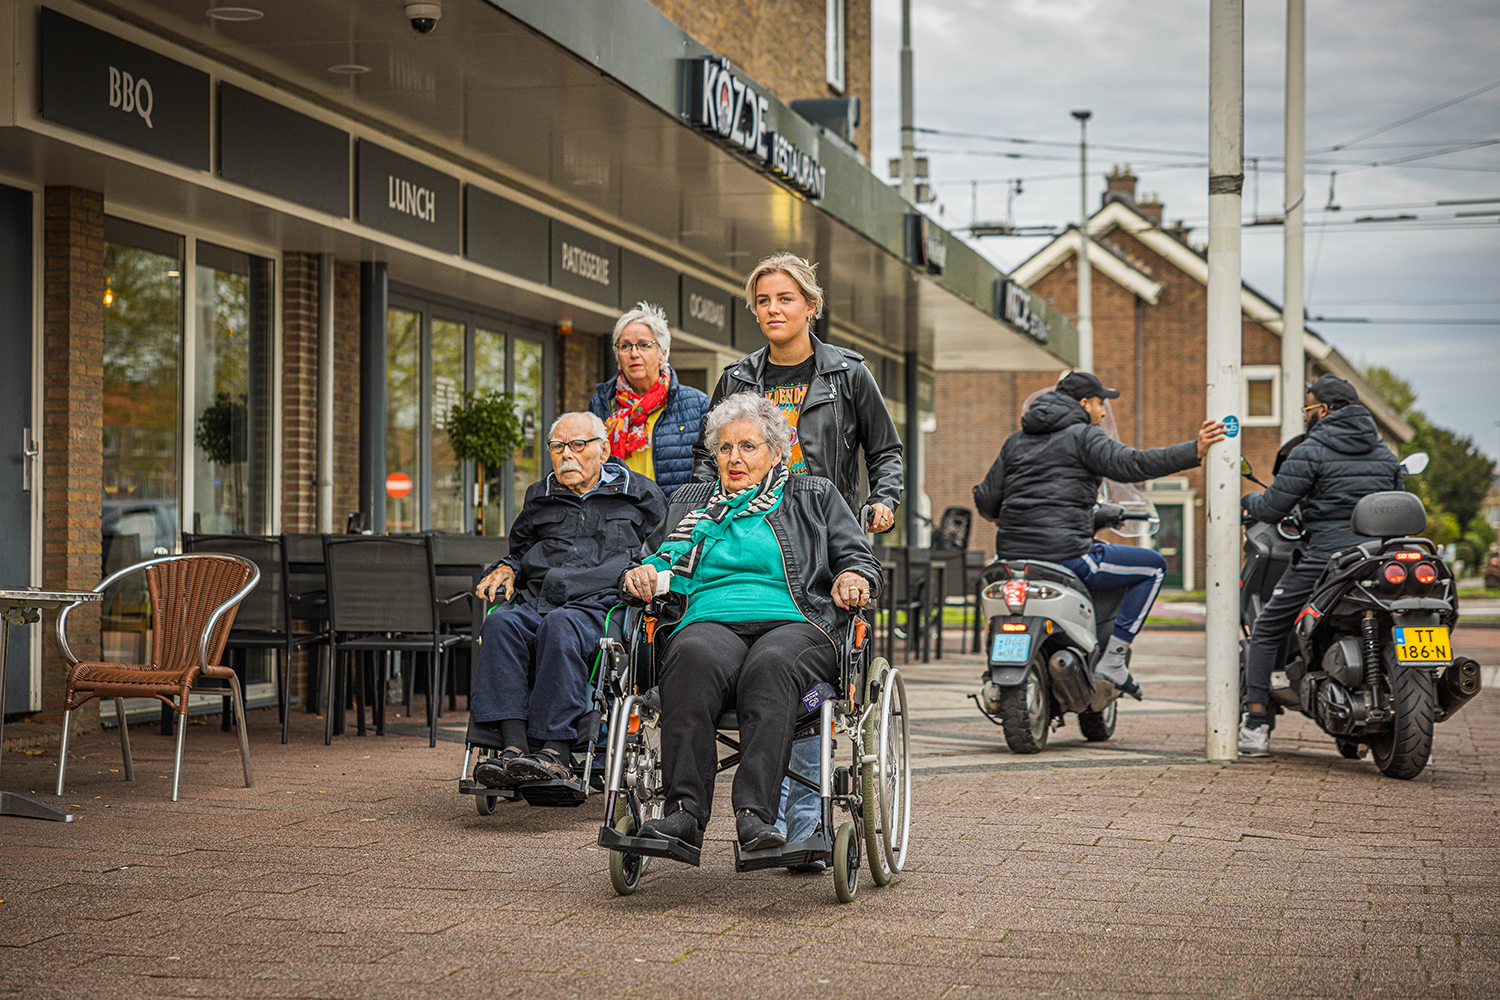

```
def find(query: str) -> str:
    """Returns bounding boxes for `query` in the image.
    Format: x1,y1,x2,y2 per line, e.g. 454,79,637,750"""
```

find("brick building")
928,167,1412,588
1,0,1065,726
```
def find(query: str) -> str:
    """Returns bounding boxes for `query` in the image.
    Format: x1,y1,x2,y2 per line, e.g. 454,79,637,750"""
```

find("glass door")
387,290,554,534
1153,502,1185,589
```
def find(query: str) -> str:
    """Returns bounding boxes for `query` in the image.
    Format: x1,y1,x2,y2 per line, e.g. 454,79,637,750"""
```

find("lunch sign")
685,57,826,201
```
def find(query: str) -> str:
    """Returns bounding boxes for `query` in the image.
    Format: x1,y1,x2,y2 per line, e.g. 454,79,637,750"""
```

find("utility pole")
899,0,916,204
1073,109,1093,371
1281,0,1306,443
1205,0,1245,762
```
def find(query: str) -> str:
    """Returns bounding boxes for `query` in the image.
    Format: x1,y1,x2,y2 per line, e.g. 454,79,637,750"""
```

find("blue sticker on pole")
1222,415,1240,438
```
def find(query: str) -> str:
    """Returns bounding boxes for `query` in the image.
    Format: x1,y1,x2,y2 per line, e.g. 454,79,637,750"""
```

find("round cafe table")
0,587,102,822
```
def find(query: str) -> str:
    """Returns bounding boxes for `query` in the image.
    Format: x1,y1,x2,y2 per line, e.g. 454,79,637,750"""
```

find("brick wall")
646,0,874,159
280,252,318,533
333,262,361,523
933,216,1291,585
559,330,606,415
41,187,105,728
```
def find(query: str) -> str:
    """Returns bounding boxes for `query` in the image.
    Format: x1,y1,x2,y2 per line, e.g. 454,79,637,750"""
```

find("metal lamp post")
1073,109,1093,372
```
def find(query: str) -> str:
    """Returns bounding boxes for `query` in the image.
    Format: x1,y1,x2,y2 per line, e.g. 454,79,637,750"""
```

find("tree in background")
1365,365,1497,571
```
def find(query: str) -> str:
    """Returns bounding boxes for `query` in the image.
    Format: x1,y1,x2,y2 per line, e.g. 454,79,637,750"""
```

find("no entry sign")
385,472,413,498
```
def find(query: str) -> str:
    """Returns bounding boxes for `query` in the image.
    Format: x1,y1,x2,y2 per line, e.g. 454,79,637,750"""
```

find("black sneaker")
639,810,703,851
736,809,786,851
473,747,525,789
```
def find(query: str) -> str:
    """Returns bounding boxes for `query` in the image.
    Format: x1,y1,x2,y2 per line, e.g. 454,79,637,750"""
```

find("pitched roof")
1012,199,1413,442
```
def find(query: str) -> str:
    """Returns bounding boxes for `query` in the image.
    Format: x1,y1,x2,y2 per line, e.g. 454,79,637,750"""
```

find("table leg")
0,614,78,822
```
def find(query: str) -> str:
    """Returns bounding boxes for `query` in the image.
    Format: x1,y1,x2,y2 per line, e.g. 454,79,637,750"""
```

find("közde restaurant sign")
686,57,826,201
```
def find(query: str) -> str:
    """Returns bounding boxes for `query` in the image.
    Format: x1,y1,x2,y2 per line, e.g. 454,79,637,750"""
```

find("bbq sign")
686,57,826,201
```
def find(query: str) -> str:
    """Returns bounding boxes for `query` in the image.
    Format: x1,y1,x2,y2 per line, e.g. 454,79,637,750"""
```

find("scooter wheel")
1078,700,1117,742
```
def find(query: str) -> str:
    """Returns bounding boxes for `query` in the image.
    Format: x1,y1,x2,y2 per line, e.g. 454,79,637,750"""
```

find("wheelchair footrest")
598,825,702,867
458,778,518,801
516,778,591,808
733,833,831,873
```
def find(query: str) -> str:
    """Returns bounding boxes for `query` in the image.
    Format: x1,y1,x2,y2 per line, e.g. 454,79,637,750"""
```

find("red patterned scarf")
605,366,671,460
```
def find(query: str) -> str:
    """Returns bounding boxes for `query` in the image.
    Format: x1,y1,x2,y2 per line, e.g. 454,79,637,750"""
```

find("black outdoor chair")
429,534,510,713
283,532,331,716
932,507,973,551
322,534,463,747
874,545,943,664
182,533,330,744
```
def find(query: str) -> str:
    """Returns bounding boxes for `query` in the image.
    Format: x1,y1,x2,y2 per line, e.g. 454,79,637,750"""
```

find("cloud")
872,0,1500,456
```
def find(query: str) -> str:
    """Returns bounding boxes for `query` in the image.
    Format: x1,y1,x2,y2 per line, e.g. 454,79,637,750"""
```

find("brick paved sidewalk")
1,631,1497,999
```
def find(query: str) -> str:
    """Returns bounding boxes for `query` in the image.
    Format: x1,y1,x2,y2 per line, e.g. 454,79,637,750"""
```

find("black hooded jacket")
973,391,1201,561
1242,404,1402,557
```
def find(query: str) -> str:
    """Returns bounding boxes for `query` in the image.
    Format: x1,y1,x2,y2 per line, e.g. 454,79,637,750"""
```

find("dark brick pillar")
280,252,318,533
333,262,362,523
41,187,104,728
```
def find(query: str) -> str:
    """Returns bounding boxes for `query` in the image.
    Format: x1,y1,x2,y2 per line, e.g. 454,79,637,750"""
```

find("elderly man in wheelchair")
461,412,666,807
598,393,913,901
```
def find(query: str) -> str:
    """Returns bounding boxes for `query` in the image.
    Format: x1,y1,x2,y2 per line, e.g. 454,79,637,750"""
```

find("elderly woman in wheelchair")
600,392,912,901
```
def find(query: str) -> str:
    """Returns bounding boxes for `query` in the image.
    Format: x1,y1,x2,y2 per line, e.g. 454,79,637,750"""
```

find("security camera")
405,2,440,34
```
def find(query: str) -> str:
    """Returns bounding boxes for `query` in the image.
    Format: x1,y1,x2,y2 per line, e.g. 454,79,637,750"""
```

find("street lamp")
1072,109,1093,371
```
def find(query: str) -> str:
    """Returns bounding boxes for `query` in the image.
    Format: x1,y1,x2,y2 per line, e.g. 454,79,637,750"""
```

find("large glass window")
387,293,553,534
386,308,422,533
192,243,273,535
102,220,182,662
430,318,467,532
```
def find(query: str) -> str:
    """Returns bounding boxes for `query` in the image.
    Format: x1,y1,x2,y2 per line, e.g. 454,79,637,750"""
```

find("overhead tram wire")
1324,76,1500,151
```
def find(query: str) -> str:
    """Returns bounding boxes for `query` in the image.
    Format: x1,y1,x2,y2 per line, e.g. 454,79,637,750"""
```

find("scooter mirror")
1400,451,1430,475
1240,457,1254,478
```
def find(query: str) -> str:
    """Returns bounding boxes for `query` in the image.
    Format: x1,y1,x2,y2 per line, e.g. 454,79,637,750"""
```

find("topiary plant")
446,390,525,534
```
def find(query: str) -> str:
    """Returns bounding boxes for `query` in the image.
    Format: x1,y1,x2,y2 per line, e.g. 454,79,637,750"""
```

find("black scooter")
1239,452,1481,778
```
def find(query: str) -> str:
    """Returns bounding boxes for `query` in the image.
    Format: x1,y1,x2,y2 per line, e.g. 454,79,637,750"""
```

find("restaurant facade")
0,0,1076,724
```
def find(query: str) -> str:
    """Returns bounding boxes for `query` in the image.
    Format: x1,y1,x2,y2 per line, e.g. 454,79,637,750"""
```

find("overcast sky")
870,0,1500,459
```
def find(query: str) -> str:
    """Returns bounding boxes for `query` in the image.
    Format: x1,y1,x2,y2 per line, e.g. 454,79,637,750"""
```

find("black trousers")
1245,558,1325,707
658,620,838,828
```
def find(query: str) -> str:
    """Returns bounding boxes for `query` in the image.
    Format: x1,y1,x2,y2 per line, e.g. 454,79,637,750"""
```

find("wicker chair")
55,553,261,802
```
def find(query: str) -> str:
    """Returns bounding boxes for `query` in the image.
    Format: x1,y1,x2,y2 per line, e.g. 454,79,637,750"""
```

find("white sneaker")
1238,714,1270,757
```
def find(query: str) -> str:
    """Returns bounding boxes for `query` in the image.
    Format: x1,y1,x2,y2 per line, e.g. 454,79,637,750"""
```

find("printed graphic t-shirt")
761,356,816,476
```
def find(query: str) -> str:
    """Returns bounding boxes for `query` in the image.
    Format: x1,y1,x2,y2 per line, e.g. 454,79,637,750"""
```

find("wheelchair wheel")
609,814,645,896
833,821,860,904
862,659,911,880
476,792,498,816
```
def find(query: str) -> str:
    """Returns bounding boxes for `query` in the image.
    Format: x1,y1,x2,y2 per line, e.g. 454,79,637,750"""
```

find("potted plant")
445,390,525,534
195,391,249,532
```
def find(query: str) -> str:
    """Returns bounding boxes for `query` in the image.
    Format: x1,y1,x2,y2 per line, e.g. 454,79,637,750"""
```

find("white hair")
612,301,672,362
548,411,610,460
703,393,793,463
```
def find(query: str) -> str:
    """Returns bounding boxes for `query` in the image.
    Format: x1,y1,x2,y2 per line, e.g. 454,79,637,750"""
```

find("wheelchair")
594,601,913,903
455,605,627,815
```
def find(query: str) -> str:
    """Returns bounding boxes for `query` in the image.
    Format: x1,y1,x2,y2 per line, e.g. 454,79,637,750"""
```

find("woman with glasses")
589,302,711,497
618,393,881,860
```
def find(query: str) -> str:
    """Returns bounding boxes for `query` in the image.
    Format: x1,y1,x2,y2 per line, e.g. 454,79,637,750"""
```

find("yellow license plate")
1392,626,1451,664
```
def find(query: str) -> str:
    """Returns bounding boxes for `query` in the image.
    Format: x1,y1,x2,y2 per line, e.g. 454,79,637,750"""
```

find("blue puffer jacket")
589,368,711,497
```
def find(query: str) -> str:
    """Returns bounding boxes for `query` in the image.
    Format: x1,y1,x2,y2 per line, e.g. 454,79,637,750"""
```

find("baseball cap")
1306,374,1358,409
1057,371,1121,400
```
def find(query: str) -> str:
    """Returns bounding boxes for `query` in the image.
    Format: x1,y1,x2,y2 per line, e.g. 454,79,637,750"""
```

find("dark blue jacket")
589,368,711,497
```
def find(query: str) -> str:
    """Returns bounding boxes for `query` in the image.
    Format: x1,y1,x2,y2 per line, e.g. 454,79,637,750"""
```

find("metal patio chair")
56,553,261,802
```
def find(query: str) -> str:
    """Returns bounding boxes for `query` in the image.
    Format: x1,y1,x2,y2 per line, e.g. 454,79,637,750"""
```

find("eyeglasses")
548,437,603,455
1301,403,1326,413
717,440,770,458
616,340,658,356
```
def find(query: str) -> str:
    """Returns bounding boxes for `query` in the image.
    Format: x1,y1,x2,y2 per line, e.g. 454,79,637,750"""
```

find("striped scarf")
655,463,788,593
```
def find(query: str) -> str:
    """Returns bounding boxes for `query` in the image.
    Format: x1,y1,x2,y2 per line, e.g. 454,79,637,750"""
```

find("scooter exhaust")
1436,657,1482,722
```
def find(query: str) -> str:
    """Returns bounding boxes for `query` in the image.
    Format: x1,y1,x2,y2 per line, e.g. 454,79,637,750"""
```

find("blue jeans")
468,600,607,742
1060,542,1167,643
776,736,822,842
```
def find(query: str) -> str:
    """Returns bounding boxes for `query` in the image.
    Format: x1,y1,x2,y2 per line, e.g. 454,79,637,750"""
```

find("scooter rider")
1238,375,1402,757
974,371,1226,698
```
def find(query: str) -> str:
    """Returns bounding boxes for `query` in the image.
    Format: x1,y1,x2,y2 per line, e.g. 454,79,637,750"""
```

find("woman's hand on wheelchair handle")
832,570,873,610
622,564,660,604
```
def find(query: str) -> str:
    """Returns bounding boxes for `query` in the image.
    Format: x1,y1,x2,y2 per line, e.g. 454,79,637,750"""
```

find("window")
826,0,846,93
1242,365,1281,426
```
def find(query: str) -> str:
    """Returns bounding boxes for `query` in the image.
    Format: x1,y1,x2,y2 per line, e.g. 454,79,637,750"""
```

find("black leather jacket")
690,336,904,517
628,475,882,649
